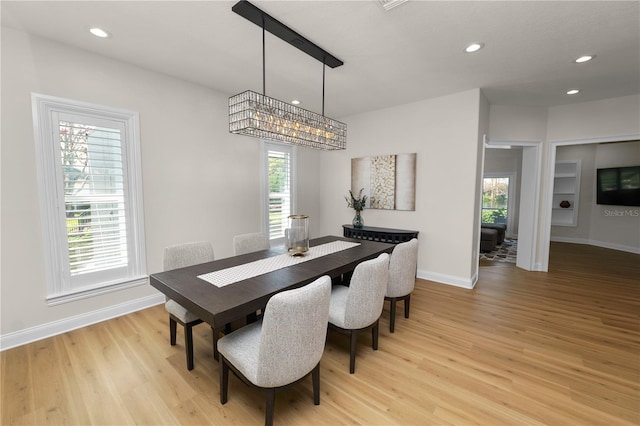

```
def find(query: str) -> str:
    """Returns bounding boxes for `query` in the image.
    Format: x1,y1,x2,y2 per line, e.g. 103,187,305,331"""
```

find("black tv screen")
596,166,640,206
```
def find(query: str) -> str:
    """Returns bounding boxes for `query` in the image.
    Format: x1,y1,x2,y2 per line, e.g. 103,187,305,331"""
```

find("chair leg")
349,330,358,374
169,317,177,345
372,320,379,350
312,363,320,405
389,298,397,333
220,356,229,404
265,388,276,426
404,295,411,318
185,323,195,370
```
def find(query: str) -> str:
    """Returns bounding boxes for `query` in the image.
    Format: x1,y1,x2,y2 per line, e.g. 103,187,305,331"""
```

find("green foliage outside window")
482,177,508,224
482,208,507,224
269,156,287,193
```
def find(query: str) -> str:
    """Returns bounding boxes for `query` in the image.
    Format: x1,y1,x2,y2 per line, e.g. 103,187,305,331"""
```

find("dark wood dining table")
149,235,395,358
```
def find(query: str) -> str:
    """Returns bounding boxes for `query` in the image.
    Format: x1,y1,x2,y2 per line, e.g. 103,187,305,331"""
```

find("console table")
342,225,419,244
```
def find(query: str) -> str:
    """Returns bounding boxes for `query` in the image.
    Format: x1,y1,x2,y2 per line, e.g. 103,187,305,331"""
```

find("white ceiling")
2,1,639,118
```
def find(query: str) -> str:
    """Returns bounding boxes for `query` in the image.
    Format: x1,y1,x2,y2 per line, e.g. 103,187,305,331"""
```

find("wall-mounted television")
596,166,640,206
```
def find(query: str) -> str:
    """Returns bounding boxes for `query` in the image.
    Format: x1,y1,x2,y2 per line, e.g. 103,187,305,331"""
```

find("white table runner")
198,240,361,288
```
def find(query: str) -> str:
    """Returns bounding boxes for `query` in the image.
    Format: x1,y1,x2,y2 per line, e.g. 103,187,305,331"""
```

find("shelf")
551,160,581,227
555,162,578,176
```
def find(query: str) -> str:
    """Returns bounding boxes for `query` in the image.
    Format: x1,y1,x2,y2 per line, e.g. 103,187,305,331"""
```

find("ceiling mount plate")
232,0,344,68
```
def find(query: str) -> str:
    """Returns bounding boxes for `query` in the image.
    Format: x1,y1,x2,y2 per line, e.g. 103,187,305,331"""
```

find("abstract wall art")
351,153,416,211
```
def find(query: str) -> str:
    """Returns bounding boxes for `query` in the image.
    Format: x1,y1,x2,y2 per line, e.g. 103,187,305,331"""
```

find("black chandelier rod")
232,0,344,69
322,60,326,116
262,16,266,96
259,7,328,116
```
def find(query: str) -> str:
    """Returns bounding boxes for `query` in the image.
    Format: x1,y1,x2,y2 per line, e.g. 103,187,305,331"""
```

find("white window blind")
32,94,146,304
60,119,128,277
264,142,296,241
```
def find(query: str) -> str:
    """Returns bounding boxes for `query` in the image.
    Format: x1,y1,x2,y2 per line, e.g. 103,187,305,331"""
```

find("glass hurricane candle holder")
287,214,309,256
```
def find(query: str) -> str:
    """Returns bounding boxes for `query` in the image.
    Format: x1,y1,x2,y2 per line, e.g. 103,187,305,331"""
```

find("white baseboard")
0,293,165,351
417,269,476,289
550,236,640,254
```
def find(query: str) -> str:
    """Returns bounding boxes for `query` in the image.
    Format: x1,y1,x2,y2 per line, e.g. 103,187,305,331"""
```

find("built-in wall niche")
552,160,581,226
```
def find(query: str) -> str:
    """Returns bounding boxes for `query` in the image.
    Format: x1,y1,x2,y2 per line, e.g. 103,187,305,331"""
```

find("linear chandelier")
229,1,347,150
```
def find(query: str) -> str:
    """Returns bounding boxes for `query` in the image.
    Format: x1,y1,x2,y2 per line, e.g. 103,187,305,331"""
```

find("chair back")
343,253,390,329
233,232,270,255
255,276,331,388
163,241,215,271
387,238,418,298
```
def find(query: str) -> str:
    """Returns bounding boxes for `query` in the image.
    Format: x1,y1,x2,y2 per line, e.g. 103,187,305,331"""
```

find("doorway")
541,135,640,271
482,139,542,271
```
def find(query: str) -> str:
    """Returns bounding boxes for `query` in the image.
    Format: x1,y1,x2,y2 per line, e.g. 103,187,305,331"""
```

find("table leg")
212,326,219,361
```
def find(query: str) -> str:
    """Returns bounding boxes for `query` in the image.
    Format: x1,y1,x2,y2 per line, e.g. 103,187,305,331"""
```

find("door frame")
540,133,640,271
483,138,542,271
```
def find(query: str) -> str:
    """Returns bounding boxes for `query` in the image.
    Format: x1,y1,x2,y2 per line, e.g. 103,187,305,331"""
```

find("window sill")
46,275,149,306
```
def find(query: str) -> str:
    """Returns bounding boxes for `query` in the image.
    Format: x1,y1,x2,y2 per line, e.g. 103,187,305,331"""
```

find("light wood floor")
2,242,639,425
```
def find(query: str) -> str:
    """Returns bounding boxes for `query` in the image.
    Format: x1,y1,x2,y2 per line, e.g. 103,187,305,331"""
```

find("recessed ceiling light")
291,100,300,105
575,55,595,63
89,27,110,38
465,43,484,53
567,89,580,95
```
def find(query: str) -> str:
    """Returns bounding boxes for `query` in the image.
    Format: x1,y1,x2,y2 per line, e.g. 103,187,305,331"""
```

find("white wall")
547,95,640,142
316,89,485,288
488,105,548,142
0,28,323,344
296,146,323,238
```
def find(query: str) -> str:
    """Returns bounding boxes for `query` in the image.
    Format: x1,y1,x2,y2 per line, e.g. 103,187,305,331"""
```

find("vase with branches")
345,188,367,228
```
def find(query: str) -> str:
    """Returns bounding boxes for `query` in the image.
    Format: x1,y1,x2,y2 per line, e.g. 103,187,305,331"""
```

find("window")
32,94,146,304
482,177,510,224
262,141,296,242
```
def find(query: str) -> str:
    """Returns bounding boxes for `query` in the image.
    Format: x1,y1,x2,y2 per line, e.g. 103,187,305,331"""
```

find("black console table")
342,225,419,244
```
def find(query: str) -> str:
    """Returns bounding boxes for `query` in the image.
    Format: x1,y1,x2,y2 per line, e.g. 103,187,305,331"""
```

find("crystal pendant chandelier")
229,1,347,150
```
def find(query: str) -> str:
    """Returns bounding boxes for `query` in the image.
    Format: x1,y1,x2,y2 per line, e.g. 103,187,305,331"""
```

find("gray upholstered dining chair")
233,232,270,255
218,275,331,426
385,238,419,333
163,241,215,370
328,253,389,374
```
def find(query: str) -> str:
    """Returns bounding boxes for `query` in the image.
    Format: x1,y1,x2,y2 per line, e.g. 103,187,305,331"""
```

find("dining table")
149,235,395,359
